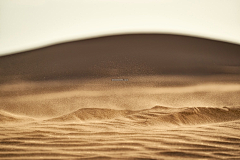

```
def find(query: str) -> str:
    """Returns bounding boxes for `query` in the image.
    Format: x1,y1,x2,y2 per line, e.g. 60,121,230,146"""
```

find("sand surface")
0,107,240,159
1,76,240,159
1,34,240,159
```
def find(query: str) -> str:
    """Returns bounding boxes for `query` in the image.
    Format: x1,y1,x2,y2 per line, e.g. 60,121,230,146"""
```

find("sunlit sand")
1,76,240,159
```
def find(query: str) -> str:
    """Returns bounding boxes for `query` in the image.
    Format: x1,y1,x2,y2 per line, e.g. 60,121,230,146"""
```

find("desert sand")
0,34,240,159
1,76,240,159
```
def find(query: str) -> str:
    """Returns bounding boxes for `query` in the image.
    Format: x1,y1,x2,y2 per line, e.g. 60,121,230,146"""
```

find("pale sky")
0,0,240,56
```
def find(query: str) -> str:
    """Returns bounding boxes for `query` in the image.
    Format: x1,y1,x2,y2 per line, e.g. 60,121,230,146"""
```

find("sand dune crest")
45,106,240,126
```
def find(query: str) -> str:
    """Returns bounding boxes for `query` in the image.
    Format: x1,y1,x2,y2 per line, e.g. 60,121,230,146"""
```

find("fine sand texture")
0,104,240,159
0,34,240,159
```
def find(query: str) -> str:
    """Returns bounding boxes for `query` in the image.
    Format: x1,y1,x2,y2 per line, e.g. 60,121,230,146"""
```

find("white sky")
0,0,240,56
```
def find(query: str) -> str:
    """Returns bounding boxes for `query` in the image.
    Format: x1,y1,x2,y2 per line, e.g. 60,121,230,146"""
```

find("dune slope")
47,106,240,126
0,110,34,123
1,34,240,83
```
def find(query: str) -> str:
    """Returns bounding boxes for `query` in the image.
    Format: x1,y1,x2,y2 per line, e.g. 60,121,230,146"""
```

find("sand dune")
0,110,34,123
1,82,240,159
129,106,240,126
48,108,135,122
0,34,240,159
47,106,240,126
0,106,240,159
1,105,240,126
1,76,240,117
0,34,240,83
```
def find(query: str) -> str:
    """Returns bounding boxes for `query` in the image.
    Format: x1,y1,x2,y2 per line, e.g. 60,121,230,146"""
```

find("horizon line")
1,31,240,57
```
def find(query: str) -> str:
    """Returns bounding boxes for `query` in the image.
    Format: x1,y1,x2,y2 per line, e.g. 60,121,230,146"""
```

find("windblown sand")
0,75,240,159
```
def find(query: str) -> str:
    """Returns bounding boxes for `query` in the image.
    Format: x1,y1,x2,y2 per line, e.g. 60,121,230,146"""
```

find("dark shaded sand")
0,34,240,83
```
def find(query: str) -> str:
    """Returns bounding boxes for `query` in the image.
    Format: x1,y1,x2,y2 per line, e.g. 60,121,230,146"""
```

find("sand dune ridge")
46,106,240,126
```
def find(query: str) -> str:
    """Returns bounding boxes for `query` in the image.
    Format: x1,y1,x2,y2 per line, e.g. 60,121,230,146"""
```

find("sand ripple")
0,106,240,159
